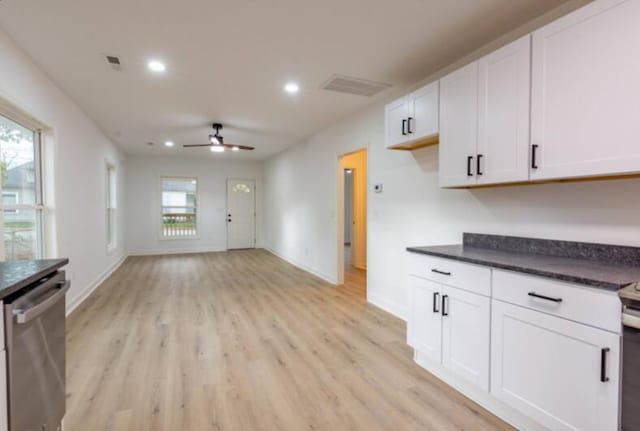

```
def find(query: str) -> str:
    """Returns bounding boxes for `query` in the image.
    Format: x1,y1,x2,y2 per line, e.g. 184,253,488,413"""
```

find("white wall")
126,155,264,255
262,0,640,319
0,27,127,311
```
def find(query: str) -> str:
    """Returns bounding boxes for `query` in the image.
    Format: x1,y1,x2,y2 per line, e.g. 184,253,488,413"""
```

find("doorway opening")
338,149,367,297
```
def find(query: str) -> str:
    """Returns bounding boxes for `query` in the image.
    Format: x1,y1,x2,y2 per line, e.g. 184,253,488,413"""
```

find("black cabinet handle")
477,154,483,176
531,144,539,169
442,295,449,316
467,156,474,176
402,119,407,136
407,117,414,134
601,347,610,382
528,292,562,303
431,269,451,276
433,292,440,313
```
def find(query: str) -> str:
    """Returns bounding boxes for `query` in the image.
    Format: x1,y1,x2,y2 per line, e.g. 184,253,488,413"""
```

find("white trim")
367,291,407,321
265,247,337,285
128,247,225,256
65,254,126,316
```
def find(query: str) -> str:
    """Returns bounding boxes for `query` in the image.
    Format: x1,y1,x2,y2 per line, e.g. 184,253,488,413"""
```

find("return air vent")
321,75,392,97
106,55,121,70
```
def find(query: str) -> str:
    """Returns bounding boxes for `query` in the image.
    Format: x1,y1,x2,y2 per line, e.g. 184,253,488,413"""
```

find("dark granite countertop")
0,259,69,300
407,234,640,291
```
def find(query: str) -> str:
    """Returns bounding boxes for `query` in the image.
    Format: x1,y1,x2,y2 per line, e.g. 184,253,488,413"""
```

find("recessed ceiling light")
210,146,225,153
284,82,299,94
164,141,174,147
232,146,240,152
147,60,166,73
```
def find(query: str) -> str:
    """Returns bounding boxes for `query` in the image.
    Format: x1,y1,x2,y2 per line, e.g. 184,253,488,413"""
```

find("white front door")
226,179,256,250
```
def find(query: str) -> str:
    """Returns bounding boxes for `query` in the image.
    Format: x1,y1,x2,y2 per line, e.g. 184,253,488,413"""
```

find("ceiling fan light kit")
183,123,255,152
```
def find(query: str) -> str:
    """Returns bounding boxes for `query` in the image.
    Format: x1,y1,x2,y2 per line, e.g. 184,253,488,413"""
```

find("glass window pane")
161,178,197,237
3,209,39,260
0,115,36,205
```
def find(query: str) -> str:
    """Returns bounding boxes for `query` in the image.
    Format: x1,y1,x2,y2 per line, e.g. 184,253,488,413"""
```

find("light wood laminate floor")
66,249,514,431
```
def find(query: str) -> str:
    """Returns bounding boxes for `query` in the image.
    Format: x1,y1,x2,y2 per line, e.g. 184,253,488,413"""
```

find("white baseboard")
128,247,225,256
367,291,406,321
265,247,337,285
65,254,126,316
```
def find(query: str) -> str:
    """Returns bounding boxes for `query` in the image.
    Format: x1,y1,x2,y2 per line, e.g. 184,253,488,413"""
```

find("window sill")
159,235,201,241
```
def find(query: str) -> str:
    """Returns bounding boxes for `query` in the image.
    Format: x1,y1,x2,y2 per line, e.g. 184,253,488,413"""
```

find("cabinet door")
441,286,490,390
407,275,442,363
530,0,640,181
385,96,409,149
439,61,479,187
408,81,439,142
491,300,620,431
477,35,531,185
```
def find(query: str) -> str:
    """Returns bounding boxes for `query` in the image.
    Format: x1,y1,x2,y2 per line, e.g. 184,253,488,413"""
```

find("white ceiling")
0,0,568,160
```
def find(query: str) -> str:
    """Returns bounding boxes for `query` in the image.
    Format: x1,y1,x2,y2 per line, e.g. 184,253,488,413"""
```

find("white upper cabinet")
440,36,531,188
385,96,409,149
491,299,620,431
385,81,439,150
408,81,439,143
477,35,531,185
439,61,479,188
530,0,640,181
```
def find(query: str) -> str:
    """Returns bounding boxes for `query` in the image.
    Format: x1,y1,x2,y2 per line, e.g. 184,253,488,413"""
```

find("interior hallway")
66,249,513,431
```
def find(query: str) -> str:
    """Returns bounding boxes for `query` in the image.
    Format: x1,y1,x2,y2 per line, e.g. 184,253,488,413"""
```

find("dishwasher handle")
623,309,640,330
14,280,70,324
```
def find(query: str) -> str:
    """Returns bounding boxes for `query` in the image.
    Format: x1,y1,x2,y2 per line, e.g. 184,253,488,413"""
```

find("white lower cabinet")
491,299,620,431
407,275,442,362
442,285,490,391
407,274,490,390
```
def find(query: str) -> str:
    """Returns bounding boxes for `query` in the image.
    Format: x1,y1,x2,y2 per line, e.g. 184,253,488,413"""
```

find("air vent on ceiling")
106,55,121,70
321,74,392,97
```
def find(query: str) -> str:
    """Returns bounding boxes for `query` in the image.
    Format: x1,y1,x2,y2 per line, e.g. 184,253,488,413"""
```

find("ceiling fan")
183,123,255,152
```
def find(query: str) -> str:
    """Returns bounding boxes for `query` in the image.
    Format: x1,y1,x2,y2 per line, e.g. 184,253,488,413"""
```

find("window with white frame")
106,163,117,251
160,177,198,238
0,113,44,261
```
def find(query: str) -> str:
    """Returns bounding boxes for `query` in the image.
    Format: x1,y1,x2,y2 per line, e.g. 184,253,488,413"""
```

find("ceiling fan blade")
222,143,255,151
183,143,213,148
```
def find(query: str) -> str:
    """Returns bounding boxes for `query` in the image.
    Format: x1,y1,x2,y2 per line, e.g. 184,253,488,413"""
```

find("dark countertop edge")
406,247,623,291
0,258,69,300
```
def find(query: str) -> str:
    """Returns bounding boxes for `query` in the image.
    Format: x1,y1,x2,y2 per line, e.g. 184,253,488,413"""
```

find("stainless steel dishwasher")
4,270,69,431
621,284,640,431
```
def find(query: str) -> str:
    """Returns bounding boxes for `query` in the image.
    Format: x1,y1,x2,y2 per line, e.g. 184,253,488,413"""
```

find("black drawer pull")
433,292,440,313
531,144,539,169
601,347,610,382
467,156,474,176
442,295,449,316
431,269,451,276
407,117,414,134
477,154,483,176
528,292,563,303
402,119,407,136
